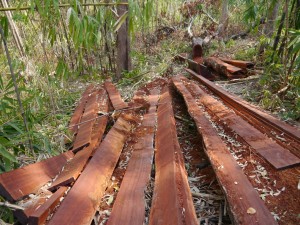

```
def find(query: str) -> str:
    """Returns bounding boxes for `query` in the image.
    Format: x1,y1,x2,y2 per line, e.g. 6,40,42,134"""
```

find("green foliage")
0,16,9,39
235,47,257,61
288,29,300,64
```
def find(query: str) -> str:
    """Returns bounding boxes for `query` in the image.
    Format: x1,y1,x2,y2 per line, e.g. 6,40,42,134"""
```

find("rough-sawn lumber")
48,114,137,225
172,76,277,225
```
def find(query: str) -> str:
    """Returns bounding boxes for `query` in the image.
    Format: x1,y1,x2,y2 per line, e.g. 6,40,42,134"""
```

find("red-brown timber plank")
219,57,254,69
0,151,73,202
149,87,198,225
48,114,137,225
186,68,300,146
104,81,128,110
107,89,160,225
14,194,48,224
69,85,94,135
28,186,67,225
179,76,300,169
48,90,109,191
172,77,277,225
71,90,98,153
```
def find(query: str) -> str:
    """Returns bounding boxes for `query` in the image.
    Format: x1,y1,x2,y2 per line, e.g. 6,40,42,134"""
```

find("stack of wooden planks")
1,75,299,225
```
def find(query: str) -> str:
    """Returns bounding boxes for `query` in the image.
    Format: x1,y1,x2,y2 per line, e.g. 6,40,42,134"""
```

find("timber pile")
0,70,299,225
176,41,255,81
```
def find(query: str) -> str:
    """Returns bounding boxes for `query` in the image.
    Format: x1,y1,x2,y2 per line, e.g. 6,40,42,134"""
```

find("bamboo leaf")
114,11,128,33
0,144,17,163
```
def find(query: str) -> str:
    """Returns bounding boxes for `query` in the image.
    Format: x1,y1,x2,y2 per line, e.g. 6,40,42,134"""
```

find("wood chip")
247,207,257,214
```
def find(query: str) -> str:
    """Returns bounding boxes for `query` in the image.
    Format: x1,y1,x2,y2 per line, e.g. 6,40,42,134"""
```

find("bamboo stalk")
0,2,129,12
0,25,34,155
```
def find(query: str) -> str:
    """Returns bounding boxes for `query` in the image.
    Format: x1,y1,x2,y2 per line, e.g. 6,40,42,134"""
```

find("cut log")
172,76,277,225
192,37,203,59
48,89,108,191
149,86,198,225
187,58,215,81
180,76,300,170
48,114,137,225
105,81,128,110
107,89,160,225
28,187,67,225
218,57,254,69
204,57,244,78
0,151,73,202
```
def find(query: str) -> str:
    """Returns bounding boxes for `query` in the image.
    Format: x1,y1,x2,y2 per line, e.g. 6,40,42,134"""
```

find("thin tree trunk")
0,26,33,155
60,14,74,70
218,0,229,38
259,1,281,54
272,11,286,57
116,0,131,81
1,0,25,57
264,1,280,37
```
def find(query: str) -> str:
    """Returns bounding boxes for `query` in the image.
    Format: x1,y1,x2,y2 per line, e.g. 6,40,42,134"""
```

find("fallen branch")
0,201,25,210
191,192,224,200
187,18,195,38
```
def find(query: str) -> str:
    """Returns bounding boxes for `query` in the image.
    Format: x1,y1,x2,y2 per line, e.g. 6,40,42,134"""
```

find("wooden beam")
149,87,198,225
68,85,94,135
104,81,128,110
49,89,109,191
48,114,137,225
28,187,68,225
180,76,300,169
107,89,160,225
0,151,73,201
172,76,277,225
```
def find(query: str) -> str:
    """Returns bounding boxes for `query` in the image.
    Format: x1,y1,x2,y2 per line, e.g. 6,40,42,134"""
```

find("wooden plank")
219,57,254,69
186,68,300,146
69,85,94,135
180,76,300,169
28,187,67,225
48,90,109,191
0,151,73,202
172,76,278,225
14,194,48,224
48,114,137,225
71,91,98,153
104,81,128,110
107,89,160,225
149,87,198,225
